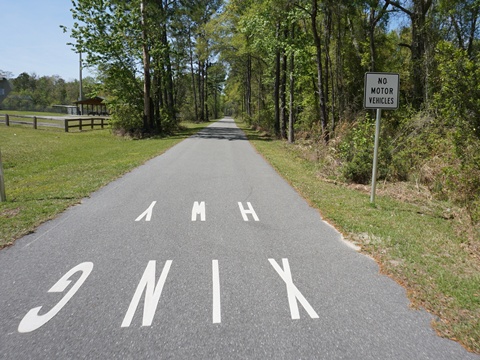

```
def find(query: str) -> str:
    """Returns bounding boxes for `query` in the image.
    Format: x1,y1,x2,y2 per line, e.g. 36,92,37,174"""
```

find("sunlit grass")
0,122,209,247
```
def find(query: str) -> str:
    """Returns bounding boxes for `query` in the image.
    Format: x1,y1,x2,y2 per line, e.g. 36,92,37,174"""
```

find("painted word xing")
18,259,318,333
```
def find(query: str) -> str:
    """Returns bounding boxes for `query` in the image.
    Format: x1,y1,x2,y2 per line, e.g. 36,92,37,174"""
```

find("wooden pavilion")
75,96,108,115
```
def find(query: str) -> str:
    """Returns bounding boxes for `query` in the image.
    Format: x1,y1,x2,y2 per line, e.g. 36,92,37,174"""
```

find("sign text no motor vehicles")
364,73,399,109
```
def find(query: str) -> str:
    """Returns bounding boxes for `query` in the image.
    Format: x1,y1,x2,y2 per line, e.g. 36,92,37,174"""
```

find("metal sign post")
370,109,382,203
0,149,6,202
364,72,399,203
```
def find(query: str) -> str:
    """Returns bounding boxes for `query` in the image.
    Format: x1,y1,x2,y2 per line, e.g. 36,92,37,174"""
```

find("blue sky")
1,1,91,81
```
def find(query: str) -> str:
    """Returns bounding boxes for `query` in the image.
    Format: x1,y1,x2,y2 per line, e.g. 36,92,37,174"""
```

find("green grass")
238,120,480,354
0,122,209,247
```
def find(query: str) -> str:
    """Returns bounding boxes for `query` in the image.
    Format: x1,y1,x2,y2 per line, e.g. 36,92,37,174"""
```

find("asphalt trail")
0,118,477,359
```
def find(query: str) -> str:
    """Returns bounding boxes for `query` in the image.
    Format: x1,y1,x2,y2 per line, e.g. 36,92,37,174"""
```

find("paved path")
0,118,477,359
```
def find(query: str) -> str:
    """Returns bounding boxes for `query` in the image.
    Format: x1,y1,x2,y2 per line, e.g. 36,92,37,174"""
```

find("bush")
339,113,391,184
433,41,480,223
109,101,143,136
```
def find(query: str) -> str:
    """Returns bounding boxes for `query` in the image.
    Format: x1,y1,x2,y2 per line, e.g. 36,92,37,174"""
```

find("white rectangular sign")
364,72,399,109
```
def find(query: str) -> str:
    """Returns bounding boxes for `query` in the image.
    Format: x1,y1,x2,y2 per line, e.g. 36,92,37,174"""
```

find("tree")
303,0,329,143
68,0,183,134
141,0,152,131
179,0,223,122
437,0,479,57
386,0,434,108
0,70,15,79
366,0,390,71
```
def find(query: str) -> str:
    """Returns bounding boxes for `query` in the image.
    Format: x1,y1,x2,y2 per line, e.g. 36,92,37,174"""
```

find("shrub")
108,101,143,136
433,41,480,223
339,113,391,184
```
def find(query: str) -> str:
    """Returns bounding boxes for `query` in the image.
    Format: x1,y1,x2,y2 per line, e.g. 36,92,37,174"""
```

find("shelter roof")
75,96,105,105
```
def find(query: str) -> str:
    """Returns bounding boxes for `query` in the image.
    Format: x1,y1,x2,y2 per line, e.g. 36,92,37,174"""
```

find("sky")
1,1,91,81
0,1,408,82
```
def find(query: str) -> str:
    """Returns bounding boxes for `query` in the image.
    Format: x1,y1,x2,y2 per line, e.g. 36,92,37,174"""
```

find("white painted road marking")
212,260,221,323
121,260,172,327
269,259,319,320
134,201,259,222
238,202,259,221
192,201,206,221
135,201,157,222
18,262,94,333
18,259,318,332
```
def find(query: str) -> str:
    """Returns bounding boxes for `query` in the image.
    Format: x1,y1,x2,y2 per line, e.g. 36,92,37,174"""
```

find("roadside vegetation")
0,121,209,249
238,120,479,353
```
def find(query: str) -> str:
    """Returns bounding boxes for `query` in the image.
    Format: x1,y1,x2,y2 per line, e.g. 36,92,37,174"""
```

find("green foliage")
222,0,479,225
109,102,143,136
434,41,480,137
389,110,451,185
68,0,183,134
2,73,96,112
339,114,392,184
433,41,480,222
339,116,375,184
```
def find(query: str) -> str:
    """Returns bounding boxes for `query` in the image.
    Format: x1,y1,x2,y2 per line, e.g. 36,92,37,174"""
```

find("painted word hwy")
135,201,260,222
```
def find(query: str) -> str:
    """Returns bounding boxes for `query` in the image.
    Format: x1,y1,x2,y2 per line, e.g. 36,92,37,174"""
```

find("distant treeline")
0,72,97,112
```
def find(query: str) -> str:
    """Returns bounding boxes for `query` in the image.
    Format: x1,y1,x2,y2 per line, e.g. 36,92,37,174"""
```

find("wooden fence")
64,117,109,132
0,114,110,132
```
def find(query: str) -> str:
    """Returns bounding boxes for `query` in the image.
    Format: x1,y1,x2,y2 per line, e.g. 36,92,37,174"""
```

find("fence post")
79,118,83,131
33,116,37,129
64,119,69,132
5,114,9,126
0,149,6,202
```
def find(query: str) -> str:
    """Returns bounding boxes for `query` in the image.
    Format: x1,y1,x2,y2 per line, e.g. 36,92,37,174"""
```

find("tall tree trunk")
153,67,162,133
205,61,209,122
274,24,281,136
141,0,152,132
324,6,331,132
368,20,376,71
288,24,295,144
245,54,252,118
214,81,218,120
257,65,262,121
280,36,288,140
367,1,389,71
161,23,175,123
466,5,478,56
386,0,432,108
411,3,426,107
311,0,329,143
189,31,199,122
198,60,205,121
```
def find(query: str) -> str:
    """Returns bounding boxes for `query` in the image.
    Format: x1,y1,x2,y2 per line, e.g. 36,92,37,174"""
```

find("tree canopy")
3,0,479,221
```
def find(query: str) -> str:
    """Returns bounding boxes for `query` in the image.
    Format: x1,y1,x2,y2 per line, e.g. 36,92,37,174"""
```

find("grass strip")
238,121,479,354
0,122,209,248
